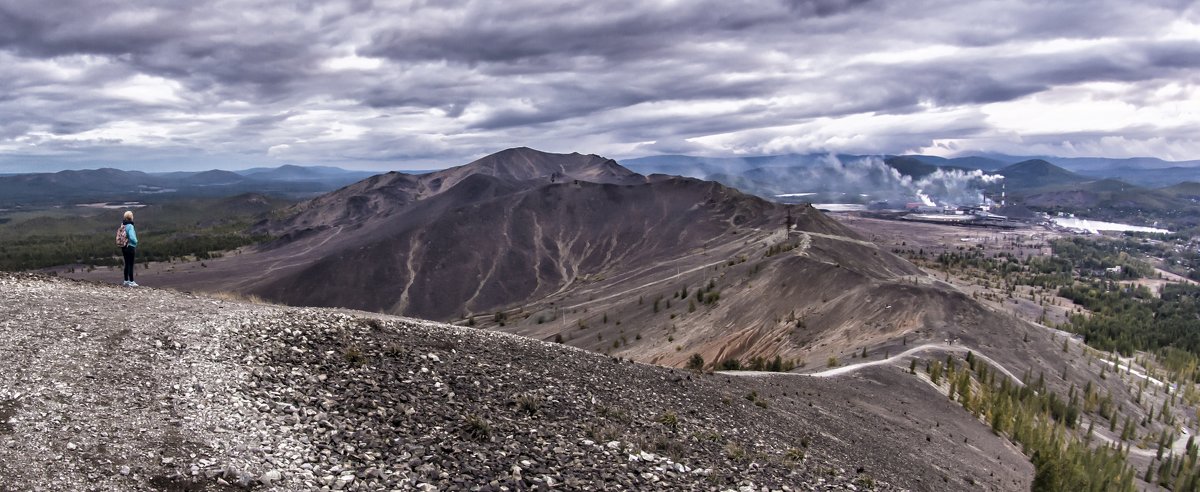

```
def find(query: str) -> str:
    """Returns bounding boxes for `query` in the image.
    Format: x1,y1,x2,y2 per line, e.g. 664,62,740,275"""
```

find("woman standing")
119,210,139,287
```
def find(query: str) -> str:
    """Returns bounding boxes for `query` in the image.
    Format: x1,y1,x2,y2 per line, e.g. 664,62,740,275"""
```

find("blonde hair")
123,210,134,221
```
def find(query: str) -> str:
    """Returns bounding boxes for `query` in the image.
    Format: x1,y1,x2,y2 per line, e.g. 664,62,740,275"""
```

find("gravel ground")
1,272,1026,491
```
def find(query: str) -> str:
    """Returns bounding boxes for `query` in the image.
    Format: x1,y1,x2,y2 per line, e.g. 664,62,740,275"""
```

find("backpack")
116,224,129,248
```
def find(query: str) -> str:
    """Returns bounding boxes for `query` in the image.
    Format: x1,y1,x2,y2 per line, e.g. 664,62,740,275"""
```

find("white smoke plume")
915,190,936,207
911,168,1005,207
672,153,1004,207
740,154,1003,207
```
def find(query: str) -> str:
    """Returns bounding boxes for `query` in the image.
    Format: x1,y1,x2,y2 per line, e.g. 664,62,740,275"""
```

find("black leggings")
122,246,136,282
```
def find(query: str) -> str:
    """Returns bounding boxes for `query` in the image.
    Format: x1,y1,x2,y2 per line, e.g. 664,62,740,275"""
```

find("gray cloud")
0,0,1196,172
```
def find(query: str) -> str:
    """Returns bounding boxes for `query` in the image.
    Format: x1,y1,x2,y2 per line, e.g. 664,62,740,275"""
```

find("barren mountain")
261,147,645,235
130,148,843,317
0,272,1033,491
60,148,1073,375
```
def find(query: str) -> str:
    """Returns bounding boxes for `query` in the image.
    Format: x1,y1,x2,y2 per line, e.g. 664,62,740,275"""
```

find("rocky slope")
0,272,1033,491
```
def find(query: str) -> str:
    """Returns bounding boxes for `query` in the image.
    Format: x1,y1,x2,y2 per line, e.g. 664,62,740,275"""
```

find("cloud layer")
0,0,1197,171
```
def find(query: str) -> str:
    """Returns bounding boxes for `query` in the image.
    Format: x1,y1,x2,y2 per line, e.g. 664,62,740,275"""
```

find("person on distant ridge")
118,210,139,287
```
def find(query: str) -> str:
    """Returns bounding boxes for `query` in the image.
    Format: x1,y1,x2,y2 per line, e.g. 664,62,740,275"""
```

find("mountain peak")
445,147,643,186
1001,159,1081,178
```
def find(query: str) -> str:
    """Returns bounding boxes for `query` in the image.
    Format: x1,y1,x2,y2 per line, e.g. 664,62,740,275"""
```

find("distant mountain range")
0,165,377,207
620,153,1200,188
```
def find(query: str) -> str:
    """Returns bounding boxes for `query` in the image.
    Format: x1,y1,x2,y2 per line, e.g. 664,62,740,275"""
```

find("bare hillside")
63,148,938,368
0,273,1033,491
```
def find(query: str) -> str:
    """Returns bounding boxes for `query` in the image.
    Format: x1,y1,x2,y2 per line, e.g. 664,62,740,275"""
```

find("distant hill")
239,164,376,182
0,168,168,205
1041,156,1200,173
180,169,250,186
0,165,381,207
1161,182,1200,201
951,154,1200,187
996,159,1089,191
903,155,1008,171
1081,166,1200,188
1020,179,1175,209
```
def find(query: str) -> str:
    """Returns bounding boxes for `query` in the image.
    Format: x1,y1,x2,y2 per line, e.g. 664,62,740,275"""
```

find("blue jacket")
123,221,138,248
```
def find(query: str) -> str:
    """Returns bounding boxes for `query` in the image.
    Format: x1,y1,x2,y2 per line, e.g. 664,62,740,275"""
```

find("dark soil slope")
146,148,856,324
252,175,805,319
260,147,644,235
0,273,1033,491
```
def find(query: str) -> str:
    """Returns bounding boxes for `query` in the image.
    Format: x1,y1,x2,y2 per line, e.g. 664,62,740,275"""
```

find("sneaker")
128,281,139,287
122,281,131,286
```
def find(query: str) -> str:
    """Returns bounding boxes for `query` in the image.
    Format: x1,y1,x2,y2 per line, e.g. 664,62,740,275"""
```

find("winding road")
720,343,1024,387
722,342,1195,459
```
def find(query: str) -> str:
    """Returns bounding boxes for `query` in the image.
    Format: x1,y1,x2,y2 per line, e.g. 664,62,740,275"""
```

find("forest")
0,195,285,271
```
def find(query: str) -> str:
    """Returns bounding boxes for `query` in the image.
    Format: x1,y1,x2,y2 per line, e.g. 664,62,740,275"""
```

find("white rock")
260,469,282,485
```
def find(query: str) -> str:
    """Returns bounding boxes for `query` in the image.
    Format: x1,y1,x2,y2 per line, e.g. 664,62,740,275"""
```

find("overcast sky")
0,0,1197,172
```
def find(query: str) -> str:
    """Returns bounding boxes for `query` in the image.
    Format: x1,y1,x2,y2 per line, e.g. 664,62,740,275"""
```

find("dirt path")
256,225,345,279
1088,420,1192,458
561,228,777,310
724,341,1196,459
562,226,870,312
721,343,1024,387
562,257,731,310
